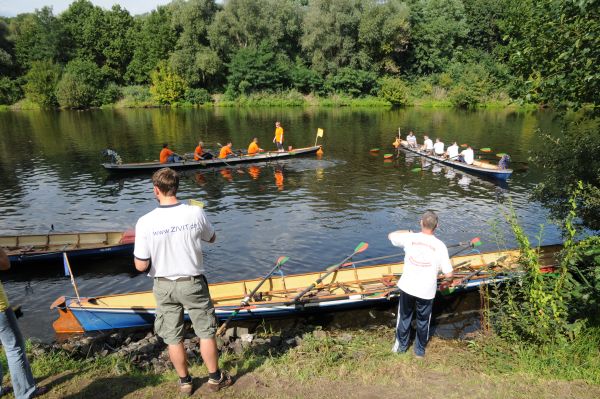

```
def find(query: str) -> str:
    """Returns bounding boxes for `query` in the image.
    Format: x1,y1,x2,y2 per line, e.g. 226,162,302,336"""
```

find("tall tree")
301,0,365,75
23,59,61,107
168,0,221,88
59,0,106,65
358,0,411,74
102,5,134,83
405,0,469,75
125,7,177,85
11,7,63,70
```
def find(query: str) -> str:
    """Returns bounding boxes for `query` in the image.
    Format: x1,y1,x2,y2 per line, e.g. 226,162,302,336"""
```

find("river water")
0,107,562,341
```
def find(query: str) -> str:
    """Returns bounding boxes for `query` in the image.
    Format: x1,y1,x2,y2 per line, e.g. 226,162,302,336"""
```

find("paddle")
287,242,368,304
411,167,422,172
450,237,482,257
216,256,290,336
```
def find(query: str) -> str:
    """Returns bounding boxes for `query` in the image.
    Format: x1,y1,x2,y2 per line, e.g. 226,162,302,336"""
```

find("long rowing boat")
1,230,135,265
50,245,560,334
103,145,322,173
399,142,513,181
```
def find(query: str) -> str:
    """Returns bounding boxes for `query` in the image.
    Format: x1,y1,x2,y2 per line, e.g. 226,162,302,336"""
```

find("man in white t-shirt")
406,131,417,148
134,168,232,396
446,142,459,160
459,145,474,165
422,136,434,154
388,211,453,358
433,138,445,156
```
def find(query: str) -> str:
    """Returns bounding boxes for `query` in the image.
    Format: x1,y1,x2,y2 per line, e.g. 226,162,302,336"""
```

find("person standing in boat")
433,138,445,156
247,138,264,155
218,142,234,159
133,168,233,396
388,211,454,358
458,145,474,165
273,121,284,152
160,143,182,163
0,248,47,398
406,131,417,148
446,142,459,160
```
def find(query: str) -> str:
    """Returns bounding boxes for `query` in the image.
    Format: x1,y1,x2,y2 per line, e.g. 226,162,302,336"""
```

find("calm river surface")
0,107,562,341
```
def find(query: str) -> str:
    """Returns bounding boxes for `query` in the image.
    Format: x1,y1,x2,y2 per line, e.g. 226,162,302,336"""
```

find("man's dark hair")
421,211,438,230
163,143,168,148
152,168,179,196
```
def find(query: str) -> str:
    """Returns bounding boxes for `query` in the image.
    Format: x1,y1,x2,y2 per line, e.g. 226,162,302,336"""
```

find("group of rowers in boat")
158,137,269,164
392,131,511,169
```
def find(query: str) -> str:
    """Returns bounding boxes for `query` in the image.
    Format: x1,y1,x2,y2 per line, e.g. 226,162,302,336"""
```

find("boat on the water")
51,245,560,334
103,145,322,173
399,142,513,181
1,230,135,265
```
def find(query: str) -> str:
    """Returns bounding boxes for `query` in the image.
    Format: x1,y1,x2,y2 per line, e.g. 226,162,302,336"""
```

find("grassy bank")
10,326,599,398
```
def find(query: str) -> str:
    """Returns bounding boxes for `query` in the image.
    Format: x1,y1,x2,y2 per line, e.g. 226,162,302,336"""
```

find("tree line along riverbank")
0,0,597,111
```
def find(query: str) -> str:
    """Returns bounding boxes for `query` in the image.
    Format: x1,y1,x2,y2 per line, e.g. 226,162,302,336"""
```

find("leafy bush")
290,63,323,95
23,60,61,107
56,58,105,108
97,82,122,105
184,88,212,104
150,60,187,104
226,44,290,96
325,68,378,97
0,77,22,105
377,76,409,106
449,84,479,108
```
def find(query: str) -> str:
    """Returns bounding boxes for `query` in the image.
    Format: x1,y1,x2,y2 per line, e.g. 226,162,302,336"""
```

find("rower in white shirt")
446,142,459,160
433,138,445,156
458,145,474,165
422,136,433,154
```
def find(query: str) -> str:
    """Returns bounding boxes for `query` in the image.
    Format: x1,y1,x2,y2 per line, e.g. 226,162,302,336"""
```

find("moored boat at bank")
1,230,135,265
102,145,322,173
51,245,560,334
399,142,513,181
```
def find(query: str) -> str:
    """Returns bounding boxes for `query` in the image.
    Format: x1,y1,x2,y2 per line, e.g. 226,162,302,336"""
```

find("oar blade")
276,256,289,266
470,237,482,247
480,147,491,153
411,167,422,172
354,242,369,254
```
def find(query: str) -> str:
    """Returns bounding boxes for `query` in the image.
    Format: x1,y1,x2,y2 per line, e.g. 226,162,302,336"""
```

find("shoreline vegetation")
2,90,539,111
14,323,600,398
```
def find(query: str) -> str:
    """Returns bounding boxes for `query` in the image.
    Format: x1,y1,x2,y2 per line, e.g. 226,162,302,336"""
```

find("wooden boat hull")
51,245,560,334
400,143,513,181
103,146,322,173
1,231,135,265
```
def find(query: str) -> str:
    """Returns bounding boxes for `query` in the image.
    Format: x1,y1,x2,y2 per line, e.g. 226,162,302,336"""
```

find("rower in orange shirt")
159,143,181,163
247,138,264,155
193,141,214,160
219,142,234,159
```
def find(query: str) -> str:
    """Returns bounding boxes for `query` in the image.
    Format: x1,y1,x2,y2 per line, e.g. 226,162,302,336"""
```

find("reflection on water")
0,107,563,341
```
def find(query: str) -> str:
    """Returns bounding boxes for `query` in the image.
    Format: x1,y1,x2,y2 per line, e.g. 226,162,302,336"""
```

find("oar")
287,242,368,304
449,237,482,257
216,256,290,336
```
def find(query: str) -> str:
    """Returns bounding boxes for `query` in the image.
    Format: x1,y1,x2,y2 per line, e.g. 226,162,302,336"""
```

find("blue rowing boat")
399,142,513,181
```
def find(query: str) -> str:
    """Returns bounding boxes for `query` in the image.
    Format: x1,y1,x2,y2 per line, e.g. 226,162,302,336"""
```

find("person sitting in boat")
219,142,234,159
498,154,511,170
421,136,434,154
393,133,401,149
433,138,445,156
194,141,213,160
406,131,417,148
160,143,182,164
446,142,459,160
458,145,474,165
247,138,264,155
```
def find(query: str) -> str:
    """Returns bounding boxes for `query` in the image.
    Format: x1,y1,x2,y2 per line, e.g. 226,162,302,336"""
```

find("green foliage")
325,68,377,97
150,61,187,104
11,7,63,70
56,58,104,108
118,85,155,107
463,0,508,52
0,77,22,105
377,76,409,106
500,0,600,108
125,7,176,85
226,44,290,96
531,117,600,230
300,0,364,75
23,60,61,107
184,88,212,105
407,0,469,74
290,62,323,95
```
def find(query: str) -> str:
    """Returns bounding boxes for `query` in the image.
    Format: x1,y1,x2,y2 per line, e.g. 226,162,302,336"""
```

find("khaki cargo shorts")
153,275,217,344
